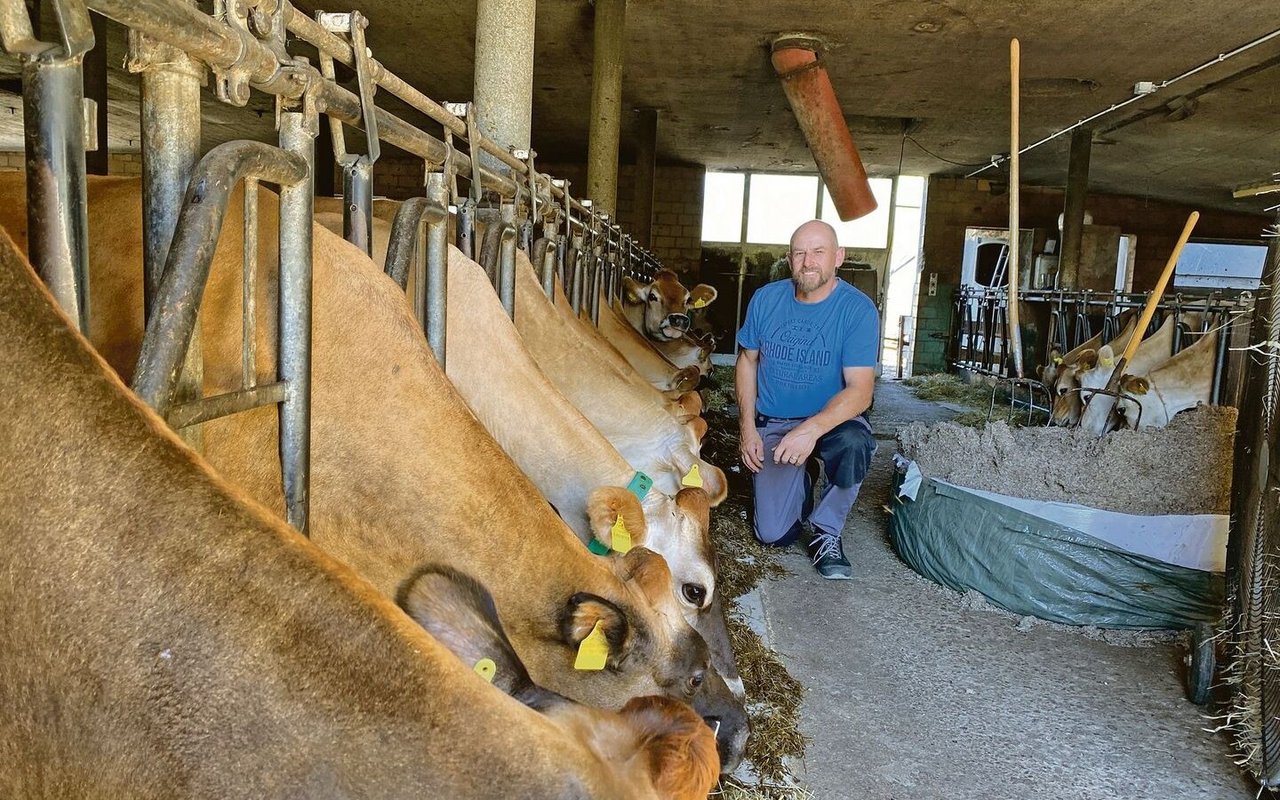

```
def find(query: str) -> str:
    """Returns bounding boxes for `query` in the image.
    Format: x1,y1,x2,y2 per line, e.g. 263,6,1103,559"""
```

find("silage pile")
898,405,1237,515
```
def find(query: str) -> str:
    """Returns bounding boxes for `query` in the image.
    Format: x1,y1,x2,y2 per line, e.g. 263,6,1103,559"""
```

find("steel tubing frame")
129,139,311,532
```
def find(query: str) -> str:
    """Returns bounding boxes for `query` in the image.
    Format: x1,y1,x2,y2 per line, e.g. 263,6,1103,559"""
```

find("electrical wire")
903,135,991,168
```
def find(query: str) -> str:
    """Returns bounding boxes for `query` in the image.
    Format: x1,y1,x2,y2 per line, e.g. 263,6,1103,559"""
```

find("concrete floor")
747,380,1256,799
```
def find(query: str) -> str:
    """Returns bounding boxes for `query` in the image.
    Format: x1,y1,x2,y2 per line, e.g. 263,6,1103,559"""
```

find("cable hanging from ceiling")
966,26,1280,178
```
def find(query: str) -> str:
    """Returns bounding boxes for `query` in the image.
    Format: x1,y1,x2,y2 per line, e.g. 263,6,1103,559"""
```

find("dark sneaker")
807,529,852,580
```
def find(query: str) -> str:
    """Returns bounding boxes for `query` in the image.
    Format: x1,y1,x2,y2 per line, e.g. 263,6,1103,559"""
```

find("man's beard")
792,269,831,293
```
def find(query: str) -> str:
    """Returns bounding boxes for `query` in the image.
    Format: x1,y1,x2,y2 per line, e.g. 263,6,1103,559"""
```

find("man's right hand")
740,425,764,473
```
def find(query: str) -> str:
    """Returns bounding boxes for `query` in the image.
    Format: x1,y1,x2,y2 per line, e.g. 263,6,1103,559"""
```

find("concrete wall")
912,175,1271,374
0,151,143,175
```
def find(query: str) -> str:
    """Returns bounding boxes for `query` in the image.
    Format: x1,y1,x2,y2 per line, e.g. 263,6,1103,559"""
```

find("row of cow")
1039,310,1221,435
0,173,740,799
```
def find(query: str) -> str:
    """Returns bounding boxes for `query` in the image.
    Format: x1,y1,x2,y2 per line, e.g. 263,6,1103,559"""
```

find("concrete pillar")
587,0,626,213
473,0,535,163
632,107,657,247
1059,127,1092,289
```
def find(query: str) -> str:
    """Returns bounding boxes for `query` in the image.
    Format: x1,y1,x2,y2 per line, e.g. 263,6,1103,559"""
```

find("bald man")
735,220,878,579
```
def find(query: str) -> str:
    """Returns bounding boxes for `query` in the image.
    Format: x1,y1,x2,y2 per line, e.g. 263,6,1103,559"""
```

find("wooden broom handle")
1119,211,1200,364
1007,38,1024,378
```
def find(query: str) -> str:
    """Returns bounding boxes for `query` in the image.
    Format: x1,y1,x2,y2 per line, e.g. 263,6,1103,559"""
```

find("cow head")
623,269,718,342
1077,345,1126,436
1049,348,1096,426
397,566,720,797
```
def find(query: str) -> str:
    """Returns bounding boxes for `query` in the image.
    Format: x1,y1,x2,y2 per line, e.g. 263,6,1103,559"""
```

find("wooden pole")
1007,38,1024,378
1098,211,1200,399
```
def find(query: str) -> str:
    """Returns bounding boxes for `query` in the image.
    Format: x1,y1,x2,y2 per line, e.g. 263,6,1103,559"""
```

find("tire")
1186,621,1215,706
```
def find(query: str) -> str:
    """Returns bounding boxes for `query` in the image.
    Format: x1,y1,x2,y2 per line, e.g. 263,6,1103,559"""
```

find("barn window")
701,171,894,248
1173,240,1267,290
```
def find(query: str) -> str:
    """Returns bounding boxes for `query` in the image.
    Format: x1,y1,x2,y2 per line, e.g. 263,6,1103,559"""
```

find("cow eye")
647,291,659,303
682,583,707,607
687,670,705,694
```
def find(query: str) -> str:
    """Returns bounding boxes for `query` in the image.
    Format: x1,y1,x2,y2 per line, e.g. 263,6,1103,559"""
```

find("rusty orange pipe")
771,37,877,221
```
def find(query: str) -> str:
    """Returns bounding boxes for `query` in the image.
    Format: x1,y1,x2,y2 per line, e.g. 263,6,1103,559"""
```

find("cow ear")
587,486,648,551
623,276,649,305
1096,344,1116,369
612,547,675,608
1120,375,1150,395
688,415,709,443
688,284,718,310
562,592,632,666
675,487,711,531
697,461,728,506
396,566,535,698
619,696,721,799
1076,348,1098,370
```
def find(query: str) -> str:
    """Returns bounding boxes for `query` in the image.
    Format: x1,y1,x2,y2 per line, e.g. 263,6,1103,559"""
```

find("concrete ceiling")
1,1,1278,214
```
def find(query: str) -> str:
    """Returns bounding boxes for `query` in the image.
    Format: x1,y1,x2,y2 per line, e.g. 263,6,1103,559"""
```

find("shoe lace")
810,530,842,564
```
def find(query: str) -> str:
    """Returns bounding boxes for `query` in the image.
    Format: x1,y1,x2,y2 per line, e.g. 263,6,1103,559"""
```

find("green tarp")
889,471,1224,629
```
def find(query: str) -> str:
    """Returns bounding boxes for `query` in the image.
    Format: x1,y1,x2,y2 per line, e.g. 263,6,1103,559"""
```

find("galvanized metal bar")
569,240,583,316
168,381,288,429
132,140,307,415
23,53,90,332
478,207,502,287
242,176,258,388
385,196,448,291
589,255,602,326
424,172,450,368
277,109,315,534
540,237,557,300
499,202,517,318
342,154,373,256
457,199,475,260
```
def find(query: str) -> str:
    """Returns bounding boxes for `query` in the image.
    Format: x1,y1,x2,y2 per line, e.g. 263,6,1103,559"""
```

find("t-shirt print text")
761,320,833,386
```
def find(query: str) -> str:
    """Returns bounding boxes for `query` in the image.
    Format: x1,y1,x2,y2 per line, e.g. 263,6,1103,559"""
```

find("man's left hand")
773,425,818,467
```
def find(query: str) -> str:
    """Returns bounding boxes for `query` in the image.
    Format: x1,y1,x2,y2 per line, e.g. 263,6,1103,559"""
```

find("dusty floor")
743,380,1256,799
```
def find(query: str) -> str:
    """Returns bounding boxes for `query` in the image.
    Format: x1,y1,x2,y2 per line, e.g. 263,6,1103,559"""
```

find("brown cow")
0,175,726,746
514,256,728,506
1114,326,1221,430
399,566,720,799
622,268,718,342
592,289,701,392
0,225,711,799
435,247,747,720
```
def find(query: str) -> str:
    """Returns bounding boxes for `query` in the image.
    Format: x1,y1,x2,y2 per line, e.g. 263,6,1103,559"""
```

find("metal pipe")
586,0,626,213
499,202,517,318
169,382,288,430
132,22,204,447
589,256,602,326
242,176,258,388
384,196,448,290
541,238,558,300
479,209,503,287
23,55,90,332
770,36,876,221
342,154,373,256
277,110,315,534
457,199,475,260
132,140,307,415
87,0,518,198
569,243,584,316
425,172,450,368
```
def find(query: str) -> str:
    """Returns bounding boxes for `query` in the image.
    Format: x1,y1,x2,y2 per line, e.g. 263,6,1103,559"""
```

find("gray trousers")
752,414,876,545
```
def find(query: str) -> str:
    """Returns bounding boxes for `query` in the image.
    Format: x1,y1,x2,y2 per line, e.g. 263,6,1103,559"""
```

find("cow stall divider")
950,285,1254,417
8,0,668,536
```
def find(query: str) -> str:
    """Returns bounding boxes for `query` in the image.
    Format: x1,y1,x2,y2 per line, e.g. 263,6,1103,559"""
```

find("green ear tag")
626,472,653,501
587,538,612,556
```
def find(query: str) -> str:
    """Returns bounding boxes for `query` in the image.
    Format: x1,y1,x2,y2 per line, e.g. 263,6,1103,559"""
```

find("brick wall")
0,150,144,175
911,175,1271,374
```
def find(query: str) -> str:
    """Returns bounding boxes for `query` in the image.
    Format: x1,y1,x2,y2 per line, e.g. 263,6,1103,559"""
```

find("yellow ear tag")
610,514,633,554
1100,356,1115,368
473,658,496,683
574,620,610,671
1052,356,1063,365
681,463,704,488
692,297,708,309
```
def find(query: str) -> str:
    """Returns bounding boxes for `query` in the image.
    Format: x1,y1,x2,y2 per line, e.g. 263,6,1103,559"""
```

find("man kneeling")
735,220,878,580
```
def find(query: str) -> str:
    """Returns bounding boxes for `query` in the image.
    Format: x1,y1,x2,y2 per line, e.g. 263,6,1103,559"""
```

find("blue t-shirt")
737,278,879,418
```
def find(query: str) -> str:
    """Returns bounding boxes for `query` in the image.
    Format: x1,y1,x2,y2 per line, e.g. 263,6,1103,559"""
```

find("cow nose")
665,313,691,331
